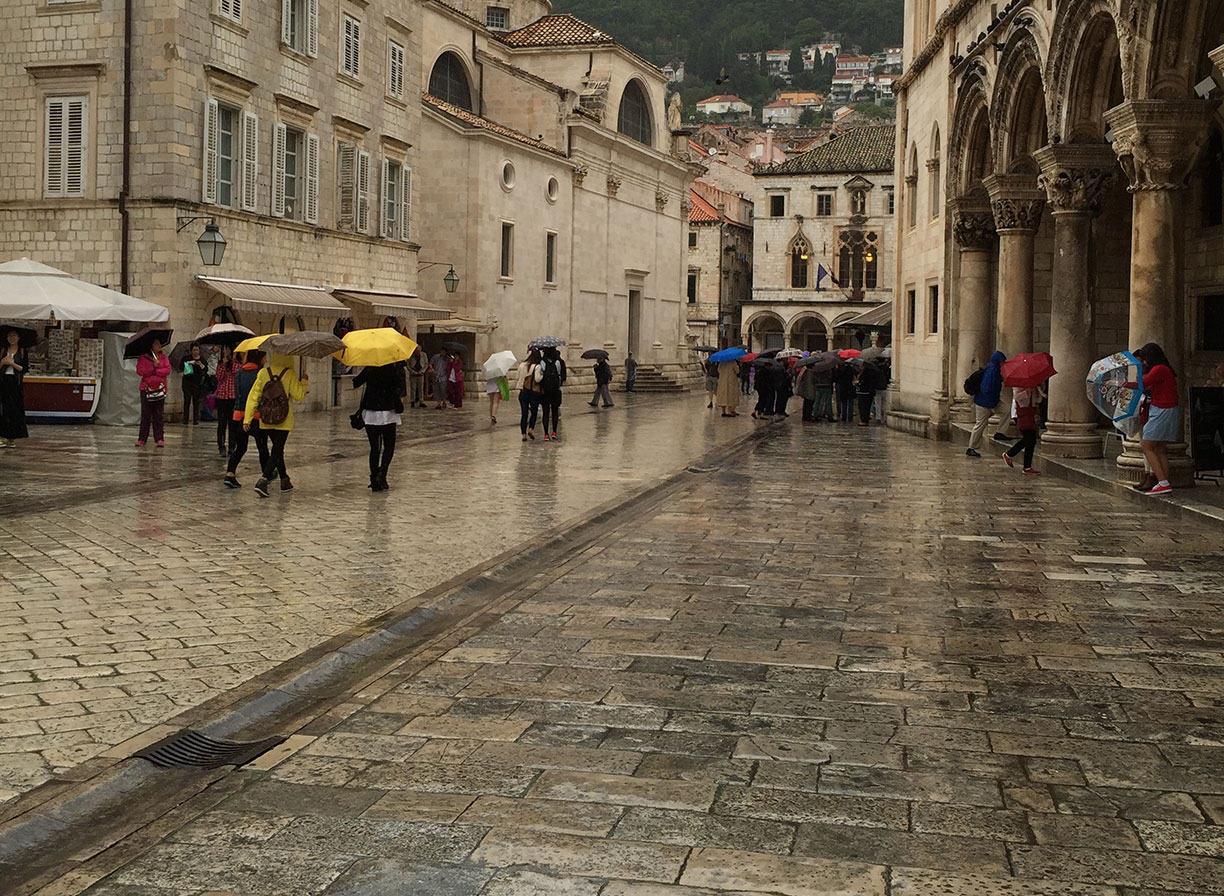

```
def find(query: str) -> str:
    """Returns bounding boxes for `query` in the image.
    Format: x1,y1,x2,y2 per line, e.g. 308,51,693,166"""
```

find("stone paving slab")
10,411,1224,895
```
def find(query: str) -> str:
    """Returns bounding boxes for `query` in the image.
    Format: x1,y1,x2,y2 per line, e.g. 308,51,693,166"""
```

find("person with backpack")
589,357,614,408
224,350,269,488
538,347,566,440
966,351,1007,457
243,353,308,498
516,349,542,440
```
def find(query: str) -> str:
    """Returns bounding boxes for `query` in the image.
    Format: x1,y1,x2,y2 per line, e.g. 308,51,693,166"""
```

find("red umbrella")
838,348,861,359
1002,352,1057,389
739,352,759,363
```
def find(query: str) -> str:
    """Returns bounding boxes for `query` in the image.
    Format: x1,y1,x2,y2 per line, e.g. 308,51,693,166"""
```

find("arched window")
617,81,653,146
907,144,919,229
929,126,941,219
429,52,473,110
838,230,879,298
789,235,811,288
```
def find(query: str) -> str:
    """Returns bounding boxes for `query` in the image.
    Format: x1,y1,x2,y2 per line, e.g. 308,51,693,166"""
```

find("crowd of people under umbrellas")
698,345,892,425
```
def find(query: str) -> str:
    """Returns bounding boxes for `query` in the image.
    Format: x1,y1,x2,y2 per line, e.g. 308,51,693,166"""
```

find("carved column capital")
1033,144,1118,215
983,173,1045,234
655,188,669,211
572,165,588,186
607,174,622,196
1104,99,1213,193
952,210,996,250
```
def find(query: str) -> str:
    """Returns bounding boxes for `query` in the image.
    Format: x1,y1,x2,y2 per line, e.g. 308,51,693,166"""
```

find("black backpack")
963,367,985,397
540,358,563,393
257,369,291,425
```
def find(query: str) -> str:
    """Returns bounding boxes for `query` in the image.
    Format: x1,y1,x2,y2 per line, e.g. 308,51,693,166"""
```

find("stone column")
1033,144,1117,458
1104,99,1212,485
950,200,996,422
983,174,1044,356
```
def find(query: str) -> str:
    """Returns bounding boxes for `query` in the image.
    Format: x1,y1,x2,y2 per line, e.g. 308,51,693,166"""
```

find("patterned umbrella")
1087,351,1144,437
194,323,255,347
529,335,567,349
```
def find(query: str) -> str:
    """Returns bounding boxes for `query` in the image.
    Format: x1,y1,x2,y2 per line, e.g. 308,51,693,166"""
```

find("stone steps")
629,366,688,393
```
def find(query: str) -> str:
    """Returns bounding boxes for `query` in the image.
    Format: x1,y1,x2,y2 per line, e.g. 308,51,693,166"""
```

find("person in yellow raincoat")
243,353,308,498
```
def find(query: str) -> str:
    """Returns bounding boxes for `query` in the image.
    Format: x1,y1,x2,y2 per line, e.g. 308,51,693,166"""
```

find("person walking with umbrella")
446,350,465,409
181,344,207,426
1002,384,1045,474
715,357,740,417
516,349,542,440
624,352,637,392
213,345,239,457
0,327,30,448
244,353,308,497
590,355,614,408
135,337,171,447
752,361,774,420
429,348,450,409
1131,342,1179,495
224,350,268,488
538,346,566,440
966,351,1007,456
354,362,404,491
703,357,718,409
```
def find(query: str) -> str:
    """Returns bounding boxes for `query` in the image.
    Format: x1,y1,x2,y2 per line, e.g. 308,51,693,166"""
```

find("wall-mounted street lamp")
177,216,227,266
418,260,460,293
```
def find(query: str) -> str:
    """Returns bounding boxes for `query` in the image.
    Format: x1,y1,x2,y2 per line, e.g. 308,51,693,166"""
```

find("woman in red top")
1134,342,1178,495
213,345,239,458
135,338,171,447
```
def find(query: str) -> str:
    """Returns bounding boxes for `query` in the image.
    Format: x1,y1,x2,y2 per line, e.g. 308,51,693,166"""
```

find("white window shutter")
231,0,241,20
65,99,85,196
280,0,292,46
336,142,355,230
401,166,412,242
305,132,320,224
389,43,404,98
202,99,219,204
357,151,370,233
241,111,258,212
379,158,389,237
306,0,318,57
272,123,287,217
45,99,64,197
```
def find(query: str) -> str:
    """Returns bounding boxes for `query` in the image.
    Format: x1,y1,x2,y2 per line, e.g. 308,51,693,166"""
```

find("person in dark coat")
856,362,882,425
224,350,268,488
967,350,1007,456
835,363,856,423
752,362,774,419
589,357,614,408
181,343,207,425
770,362,792,418
0,328,29,448
354,362,405,491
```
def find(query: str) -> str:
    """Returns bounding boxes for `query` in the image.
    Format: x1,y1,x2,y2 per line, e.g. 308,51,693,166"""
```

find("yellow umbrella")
335,327,419,367
234,333,274,354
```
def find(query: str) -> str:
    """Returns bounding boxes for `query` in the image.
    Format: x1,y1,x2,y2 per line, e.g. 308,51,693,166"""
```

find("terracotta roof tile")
422,93,566,156
758,124,895,175
689,190,719,223
500,13,616,48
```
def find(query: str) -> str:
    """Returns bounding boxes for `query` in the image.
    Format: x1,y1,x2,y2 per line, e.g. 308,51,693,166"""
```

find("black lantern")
443,266,460,293
177,216,226,266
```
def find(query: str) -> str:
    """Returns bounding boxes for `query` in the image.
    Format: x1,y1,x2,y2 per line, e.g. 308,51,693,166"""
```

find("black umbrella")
0,323,38,348
692,345,718,353
124,326,174,359
441,341,466,353
757,348,783,359
795,351,844,372
167,340,200,368
581,349,609,360
195,323,255,347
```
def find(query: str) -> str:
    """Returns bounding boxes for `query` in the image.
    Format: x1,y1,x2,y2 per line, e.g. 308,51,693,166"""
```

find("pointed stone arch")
948,68,994,198
787,230,812,289
1046,2,1126,142
991,31,1050,172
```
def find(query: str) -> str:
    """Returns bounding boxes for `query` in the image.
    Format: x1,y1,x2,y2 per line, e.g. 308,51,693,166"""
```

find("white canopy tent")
0,258,169,322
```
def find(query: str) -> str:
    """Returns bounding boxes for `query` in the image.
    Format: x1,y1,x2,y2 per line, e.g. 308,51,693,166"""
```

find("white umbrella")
483,350,518,379
0,257,169,322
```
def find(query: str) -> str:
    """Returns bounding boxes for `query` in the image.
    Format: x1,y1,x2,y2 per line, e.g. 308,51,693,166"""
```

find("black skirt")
0,374,28,439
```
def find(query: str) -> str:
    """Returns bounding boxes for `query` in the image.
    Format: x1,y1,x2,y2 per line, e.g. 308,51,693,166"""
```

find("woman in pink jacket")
136,338,171,447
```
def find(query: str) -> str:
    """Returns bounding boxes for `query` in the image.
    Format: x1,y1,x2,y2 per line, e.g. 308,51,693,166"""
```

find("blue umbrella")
709,347,748,363
1087,351,1144,437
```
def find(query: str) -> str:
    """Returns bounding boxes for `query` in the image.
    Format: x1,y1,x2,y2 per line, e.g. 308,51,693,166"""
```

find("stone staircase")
628,366,688,393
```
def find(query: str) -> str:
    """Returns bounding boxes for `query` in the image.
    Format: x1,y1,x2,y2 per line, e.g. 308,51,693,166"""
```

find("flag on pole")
816,264,828,290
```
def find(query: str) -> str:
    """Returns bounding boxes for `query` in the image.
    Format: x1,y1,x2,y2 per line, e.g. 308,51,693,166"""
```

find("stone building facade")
1,0,696,414
685,182,753,350
891,0,1224,486
749,126,896,351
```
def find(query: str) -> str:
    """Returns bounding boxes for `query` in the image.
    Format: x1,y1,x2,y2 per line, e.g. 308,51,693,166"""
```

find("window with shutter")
272,123,287,217
400,166,412,242
202,100,219,203
388,42,405,99
357,151,371,233
241,112,258,212
305,133,320,224
282,0,316,55
281,0,294,47
336,142,356,230
218,0,241,22
306,0,318,57
341,15,361,77
45,96,87,198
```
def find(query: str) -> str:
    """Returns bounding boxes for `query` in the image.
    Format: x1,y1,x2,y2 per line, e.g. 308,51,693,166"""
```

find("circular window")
546,176,559,203
500,161,516,191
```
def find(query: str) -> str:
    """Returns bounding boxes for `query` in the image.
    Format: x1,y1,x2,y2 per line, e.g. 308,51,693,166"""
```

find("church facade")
891,0,1224,485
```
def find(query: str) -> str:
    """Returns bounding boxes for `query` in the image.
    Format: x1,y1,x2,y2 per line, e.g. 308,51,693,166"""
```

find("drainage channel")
0,424,770,896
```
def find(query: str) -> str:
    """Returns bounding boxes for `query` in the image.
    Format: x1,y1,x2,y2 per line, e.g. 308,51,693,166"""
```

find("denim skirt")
1142,404,1178,442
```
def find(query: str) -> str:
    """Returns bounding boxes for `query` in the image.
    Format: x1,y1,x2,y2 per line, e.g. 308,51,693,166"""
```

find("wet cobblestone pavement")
5,396,1224,895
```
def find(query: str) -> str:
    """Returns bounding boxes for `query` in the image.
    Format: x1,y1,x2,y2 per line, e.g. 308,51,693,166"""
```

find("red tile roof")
688,190,720,223
697,95,748,105
500,14,616,47
757,124,895,175
422,93,566,156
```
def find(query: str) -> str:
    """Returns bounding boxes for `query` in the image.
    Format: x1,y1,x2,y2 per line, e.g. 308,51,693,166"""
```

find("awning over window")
423,315,498,334
329,289,452,321
838,301,892,329
197,276,350,317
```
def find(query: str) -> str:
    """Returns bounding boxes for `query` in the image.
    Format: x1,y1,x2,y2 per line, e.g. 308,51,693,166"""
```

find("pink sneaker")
1002,453,1013,468
1023,468,1040,475
135,441,145,447
1147,482,1172,495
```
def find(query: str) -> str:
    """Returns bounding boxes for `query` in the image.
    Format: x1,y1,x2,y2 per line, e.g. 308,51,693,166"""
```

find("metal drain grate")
133,729,286,769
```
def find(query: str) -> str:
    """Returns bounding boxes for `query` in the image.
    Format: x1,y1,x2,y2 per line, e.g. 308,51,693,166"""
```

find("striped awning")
197,276,349,316
837,301,892,329
329,289,452,321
